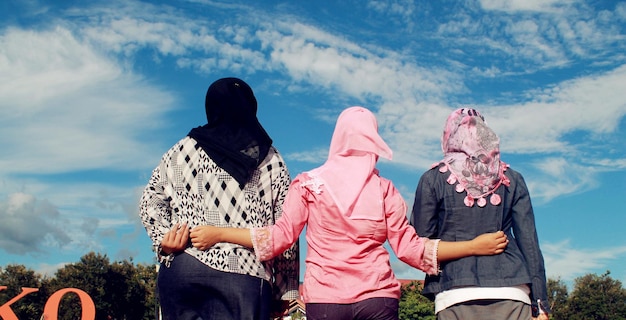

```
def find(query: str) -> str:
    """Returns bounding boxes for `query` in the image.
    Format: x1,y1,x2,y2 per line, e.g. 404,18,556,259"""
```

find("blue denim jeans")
306,297,399,320
157,252,272,320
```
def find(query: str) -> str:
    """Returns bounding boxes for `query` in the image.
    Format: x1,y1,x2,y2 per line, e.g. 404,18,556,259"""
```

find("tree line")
1,252,625,319
0,252,157,320
399,271,626,320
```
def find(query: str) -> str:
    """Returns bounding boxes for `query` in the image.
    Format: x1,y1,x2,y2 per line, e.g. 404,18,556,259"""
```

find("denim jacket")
410,164,551,316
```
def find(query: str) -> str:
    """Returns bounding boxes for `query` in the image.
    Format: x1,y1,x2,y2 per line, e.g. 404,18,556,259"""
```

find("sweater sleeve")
409,169,440,238
264,152,301,300
139,158,176,266
251,175,309,261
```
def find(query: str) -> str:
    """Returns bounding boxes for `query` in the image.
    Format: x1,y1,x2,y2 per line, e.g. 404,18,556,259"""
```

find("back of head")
328,106,392,161
440,107,508,207
441,108,498,156
188,77,272,186
314,106,392,217
204,77,258,128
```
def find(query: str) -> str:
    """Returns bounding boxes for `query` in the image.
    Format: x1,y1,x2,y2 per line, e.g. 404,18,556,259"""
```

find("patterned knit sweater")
139,136,300,300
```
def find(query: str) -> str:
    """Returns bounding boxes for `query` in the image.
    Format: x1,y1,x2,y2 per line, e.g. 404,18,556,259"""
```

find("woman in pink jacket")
190,106,508,320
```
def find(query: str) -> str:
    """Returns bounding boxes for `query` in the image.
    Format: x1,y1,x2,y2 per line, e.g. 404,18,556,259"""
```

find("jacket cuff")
423,239,441,275
251,227,273,261
532,299,550,317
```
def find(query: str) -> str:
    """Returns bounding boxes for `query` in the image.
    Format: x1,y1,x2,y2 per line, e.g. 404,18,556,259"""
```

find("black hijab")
188,77,272,186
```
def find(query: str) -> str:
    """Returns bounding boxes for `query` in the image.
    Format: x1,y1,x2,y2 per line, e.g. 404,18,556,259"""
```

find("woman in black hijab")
188,78,272,186
140,78,299,320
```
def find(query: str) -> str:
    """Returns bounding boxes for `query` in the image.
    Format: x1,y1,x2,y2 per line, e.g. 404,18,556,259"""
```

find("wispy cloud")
437,1,626,75
543,239,626,281
366,0,417,32
285,148,328,164
0,26,175,175
1,0,624,272
479,0,579,13
0,2,593,183
522,157,603,203
35,262,70,277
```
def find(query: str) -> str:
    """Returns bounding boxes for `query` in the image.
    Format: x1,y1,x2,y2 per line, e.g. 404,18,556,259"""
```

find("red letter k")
0,286,40,320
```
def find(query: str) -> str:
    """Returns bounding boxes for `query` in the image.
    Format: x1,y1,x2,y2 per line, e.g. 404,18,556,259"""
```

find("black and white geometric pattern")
139,136,300,299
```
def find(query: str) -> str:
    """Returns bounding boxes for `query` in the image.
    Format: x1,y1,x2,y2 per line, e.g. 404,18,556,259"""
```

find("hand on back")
190,225,222,251
160,223,190,255
472,231,508,255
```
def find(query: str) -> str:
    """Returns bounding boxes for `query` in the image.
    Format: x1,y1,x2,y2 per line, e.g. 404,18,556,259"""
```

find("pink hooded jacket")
251,107,439,303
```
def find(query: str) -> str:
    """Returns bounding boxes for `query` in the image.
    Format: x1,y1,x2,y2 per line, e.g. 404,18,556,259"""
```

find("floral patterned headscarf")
438,108,510,207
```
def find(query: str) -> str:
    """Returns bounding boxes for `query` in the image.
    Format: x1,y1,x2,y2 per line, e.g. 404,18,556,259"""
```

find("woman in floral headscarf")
191,106,509,320
410,108,550,320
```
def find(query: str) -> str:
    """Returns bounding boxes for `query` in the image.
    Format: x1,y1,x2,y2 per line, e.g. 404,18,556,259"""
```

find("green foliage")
48,252,111,319
1,252,158,320
396,272,626,320
563,271,626,320
5,258,626,320
134,262,159,319
290,309,305,320
547,277,569,319
0,265,46,320
399,280,435,320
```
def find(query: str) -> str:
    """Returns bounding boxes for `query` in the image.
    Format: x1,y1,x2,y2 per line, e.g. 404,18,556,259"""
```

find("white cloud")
524,157,599,203
617,3,626,20
36,262,70,277
366,0,416,31
1,0,624,271
437,2,626,74
595,158,626,169
479,0,578,13
506,19,568,65
543,239,626,281
285,148,328,164
377,101,451,169
244,12,626,203
1,0,622,202
255,21,461,102
0,26,119,107
371,63,626,202
0,26,175,174
46,0,626,185
488,64,626,155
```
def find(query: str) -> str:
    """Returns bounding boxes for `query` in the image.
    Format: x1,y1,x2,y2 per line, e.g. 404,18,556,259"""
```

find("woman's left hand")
160,223,190,255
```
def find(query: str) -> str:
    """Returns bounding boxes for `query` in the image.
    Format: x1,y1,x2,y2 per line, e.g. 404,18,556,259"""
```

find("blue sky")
1,0,625,290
